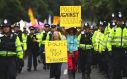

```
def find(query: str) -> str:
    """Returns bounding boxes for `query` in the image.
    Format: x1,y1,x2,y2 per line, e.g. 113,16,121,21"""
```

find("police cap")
44,24,50,28
51,25,56,28
29,26,35,30
14,22,20,28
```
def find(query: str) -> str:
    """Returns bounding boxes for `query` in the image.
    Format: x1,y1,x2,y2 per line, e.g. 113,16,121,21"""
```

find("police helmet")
84,23,90,28
2,19,11,28
110,21,116,27
112,13,115,18
14,22,20,28
103,21,108,27
44,24,50,28
51,24,56,28
117,12,123,20
97,21,104,27
29,26,35,30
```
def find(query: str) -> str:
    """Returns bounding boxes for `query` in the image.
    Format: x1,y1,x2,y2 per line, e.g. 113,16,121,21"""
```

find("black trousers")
39,45,48,68
0,57,16,79
97,51,112,77
50,63,62,79
122,49,127,77
79,49,93,75
111,47,124,79
16,58,24,73
27,50,38,69
42,53,46,66
42,53,50,69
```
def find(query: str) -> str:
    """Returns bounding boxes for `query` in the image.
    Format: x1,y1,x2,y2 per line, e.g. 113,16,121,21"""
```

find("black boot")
18,67,22,73
9,76,16,79
34,67,37,71
55,76,60,79
82,72,86,79
68,71,73,79
86,74,91,79
47,65,50,70
72,71,75,79
27,68,31,72
43,65,46,70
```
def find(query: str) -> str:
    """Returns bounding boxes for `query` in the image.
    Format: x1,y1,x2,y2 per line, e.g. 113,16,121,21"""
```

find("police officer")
0,20,23,79
27,26,39,72
122,19,127,78
13,23,27,52
78,23,93,79
23,27,28,35
110,12,127,79
13,22,25,73
92,21,106,73
41,24,51,70
100,20,113,79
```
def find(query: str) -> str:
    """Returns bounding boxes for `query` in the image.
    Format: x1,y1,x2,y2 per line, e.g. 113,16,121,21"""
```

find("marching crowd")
0,11,127,79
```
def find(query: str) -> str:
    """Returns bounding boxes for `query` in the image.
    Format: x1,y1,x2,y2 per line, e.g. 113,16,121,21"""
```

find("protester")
49,31,62,79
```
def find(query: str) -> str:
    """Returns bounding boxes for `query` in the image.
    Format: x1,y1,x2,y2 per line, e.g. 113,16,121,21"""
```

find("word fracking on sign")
45,40,67,63
60,6,81,27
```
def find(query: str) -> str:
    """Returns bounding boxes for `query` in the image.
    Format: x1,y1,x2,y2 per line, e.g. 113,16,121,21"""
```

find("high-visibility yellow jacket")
92,29,105,53
22,33,27,51
110,26,127,48
104,24,112,51
36,32,43,47
78,32,93,50
0,33,23,59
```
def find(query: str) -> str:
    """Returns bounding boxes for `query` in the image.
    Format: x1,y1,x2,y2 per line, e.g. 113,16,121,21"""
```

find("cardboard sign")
60,6,81,27
45,41,67,63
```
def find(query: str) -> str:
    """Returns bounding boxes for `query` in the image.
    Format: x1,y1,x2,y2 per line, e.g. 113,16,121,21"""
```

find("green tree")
0,0,26,23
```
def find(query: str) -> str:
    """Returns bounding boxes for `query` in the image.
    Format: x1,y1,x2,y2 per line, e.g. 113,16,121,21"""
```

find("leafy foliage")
0,0,127,23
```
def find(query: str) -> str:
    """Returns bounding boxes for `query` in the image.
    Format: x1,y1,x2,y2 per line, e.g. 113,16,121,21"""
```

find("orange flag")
28,8,36,26
53,16,60,25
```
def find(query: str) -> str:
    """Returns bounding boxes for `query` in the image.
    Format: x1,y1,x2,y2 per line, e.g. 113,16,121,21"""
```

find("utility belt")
112,46,127,53
79,44,93,50
0,56,16,60
112,46,125,49
0,51,17,57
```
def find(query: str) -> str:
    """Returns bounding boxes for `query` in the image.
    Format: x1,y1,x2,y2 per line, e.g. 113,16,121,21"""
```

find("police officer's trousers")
27,50,38,70
0,56,17,79
101,51,112,78
112,47,124,79
121,48,127,77
79,49,93,77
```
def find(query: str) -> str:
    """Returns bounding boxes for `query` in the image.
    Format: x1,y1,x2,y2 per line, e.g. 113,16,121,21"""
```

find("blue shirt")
66,35,78,53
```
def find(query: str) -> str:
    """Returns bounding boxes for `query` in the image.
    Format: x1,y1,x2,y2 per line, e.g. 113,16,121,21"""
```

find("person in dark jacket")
27,26,39,72
78,23,93,79
0,20,23,79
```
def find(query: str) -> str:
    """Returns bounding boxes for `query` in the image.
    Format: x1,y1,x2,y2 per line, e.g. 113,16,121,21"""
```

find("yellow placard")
45,40,67,63
60,6,81,27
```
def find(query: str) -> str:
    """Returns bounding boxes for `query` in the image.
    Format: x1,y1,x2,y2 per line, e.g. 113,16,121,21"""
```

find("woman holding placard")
49,31,62,79
61,27,82,79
